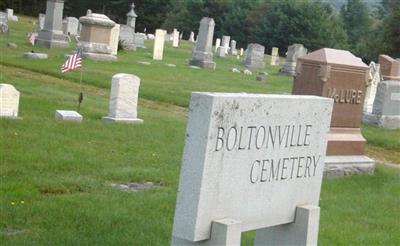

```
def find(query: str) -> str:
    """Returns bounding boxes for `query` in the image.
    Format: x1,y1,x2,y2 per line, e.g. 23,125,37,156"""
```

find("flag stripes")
28,32,36,46
61,49,82,73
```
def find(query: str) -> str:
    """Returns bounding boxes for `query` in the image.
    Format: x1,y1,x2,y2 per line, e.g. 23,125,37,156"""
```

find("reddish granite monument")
379,54,400,81
292,48,374,176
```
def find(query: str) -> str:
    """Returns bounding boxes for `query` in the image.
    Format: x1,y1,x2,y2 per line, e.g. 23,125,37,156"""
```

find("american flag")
61,48,82,73
28,32,36,46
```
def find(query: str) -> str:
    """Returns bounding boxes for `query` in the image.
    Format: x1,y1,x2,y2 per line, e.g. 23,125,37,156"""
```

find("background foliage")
0,0,398,61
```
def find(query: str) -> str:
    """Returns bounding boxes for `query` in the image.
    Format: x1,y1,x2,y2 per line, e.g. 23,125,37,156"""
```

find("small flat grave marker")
55,110,83,122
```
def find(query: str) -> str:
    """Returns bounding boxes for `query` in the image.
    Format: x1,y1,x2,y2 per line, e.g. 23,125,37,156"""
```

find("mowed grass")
0,15,399,245
0,16,290,108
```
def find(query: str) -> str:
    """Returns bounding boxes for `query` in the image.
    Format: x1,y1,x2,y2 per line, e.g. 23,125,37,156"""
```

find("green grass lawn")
1,16,291,108
1,16,399,245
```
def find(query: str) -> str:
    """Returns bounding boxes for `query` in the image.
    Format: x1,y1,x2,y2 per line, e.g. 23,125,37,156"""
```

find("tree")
163,0,229,39
219,0,257,48
248,0,348,55
340,0,372,56
382,0,400,57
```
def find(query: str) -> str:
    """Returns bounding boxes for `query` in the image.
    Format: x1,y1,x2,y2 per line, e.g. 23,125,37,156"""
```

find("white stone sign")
172,93,333,244
102,73,143,124
0,84,20,118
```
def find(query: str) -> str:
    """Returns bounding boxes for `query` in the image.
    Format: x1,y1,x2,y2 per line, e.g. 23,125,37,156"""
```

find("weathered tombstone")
133,33,146,48
78,13,117,61
281,44,307,76
240,48,244,56
228,40,237,55
0,84,20,118
189,17,216,69
379,54,400,80
363,62,381,113
216,46,226,58
109,24,120,56
293,48,374,176
36,0,69,48
171,92,333,245
363,81,400,129
147,33,155,39
55,110,83,122
102,73,143,124
126,2,137,31
243,43,265,69
214,38,221,52
221,35,230,54
37,13,45,32
189,31,195,42
0,12,8,34
270,47,279,66
119,2,143,50
172,28,179,48
6,9,18,22
153,29,166,60
63,17,79,36
119,27,135,50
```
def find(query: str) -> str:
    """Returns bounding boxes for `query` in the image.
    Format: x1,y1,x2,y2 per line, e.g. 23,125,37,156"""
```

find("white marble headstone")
63,17,79,36
172,28,179,48
102,73,143,124
172,93,333,242
0,84,20,118
153,29,166,60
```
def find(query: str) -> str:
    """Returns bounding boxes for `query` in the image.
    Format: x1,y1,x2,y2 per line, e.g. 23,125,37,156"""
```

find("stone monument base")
82,52,117,61
280,62,296,76
36,38,69,49
36,30,69,49
363,113,400,129
189,59,216,69
324,155,375,177
172,205,320,246
102,116,143,124
327,128,366,155
79,41,117,61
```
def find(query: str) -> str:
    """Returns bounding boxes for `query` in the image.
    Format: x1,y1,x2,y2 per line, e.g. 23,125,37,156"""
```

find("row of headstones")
38,14,80,37
0,8,18,34
0,8,18,22
31,1,299,71
186,17,309,71
1,47,382,246
172,48,399,245
362,55,400,129
28,2,300,74
0,73,143,124
35,1,188,61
